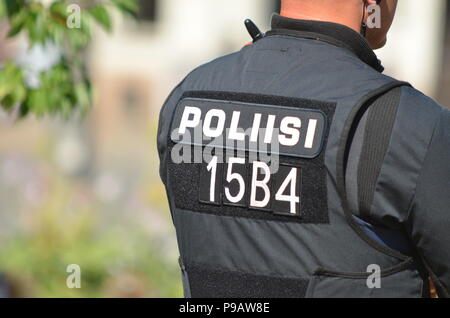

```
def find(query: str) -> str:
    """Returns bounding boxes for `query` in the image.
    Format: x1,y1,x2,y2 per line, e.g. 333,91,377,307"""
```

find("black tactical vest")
157,15,437,298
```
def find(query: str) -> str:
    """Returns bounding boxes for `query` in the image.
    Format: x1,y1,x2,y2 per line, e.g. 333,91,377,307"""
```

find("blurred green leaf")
6,9,27,37
74,81,92,114
111,0,139,17
28,89,48,116
0,62,26,110
4,0,25,16
88,6,112,32
0,0,138,119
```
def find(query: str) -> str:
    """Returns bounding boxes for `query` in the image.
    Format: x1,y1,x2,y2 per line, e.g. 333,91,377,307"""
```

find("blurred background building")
0,0,449,297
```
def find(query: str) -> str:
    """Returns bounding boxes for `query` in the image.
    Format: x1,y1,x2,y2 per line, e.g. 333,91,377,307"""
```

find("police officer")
157,0,450,298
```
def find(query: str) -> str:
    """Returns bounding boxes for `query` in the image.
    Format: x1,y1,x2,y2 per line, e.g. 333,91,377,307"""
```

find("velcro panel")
167,91,336,224
357,87,402,219
187,263,309,298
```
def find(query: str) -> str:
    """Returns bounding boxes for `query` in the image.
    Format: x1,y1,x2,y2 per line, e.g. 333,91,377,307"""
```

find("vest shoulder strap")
357,86,403,220
337,80,412,261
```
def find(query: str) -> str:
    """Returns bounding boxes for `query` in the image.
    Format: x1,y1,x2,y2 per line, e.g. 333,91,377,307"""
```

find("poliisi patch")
170,98,328,159
167,91,336,224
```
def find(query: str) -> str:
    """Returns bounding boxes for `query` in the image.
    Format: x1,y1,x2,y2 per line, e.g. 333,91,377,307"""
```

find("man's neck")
280,3,363,34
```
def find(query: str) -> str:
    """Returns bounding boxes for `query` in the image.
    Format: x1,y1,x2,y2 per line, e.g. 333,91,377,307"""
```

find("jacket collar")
267,14,384,73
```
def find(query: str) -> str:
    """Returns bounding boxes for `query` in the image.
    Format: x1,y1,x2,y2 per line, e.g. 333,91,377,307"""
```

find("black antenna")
245,19,264,42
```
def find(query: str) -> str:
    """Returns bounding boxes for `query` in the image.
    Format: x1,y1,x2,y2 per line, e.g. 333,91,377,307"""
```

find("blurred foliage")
0,0,138,118
0,0,183,298
0,172,182,298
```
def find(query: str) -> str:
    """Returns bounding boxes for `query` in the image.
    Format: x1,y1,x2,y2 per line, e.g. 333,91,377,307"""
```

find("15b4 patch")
200,157,302,216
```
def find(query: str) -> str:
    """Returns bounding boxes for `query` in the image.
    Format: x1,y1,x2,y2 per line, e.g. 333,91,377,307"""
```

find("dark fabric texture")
181,90,336,112
346,111,368,215
335,81,413,262
168,156,328,224
406,107,450,297
305,265,424,298
358,87,402,221
187,263,309,298
269,14,384,72
172,209,405,281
